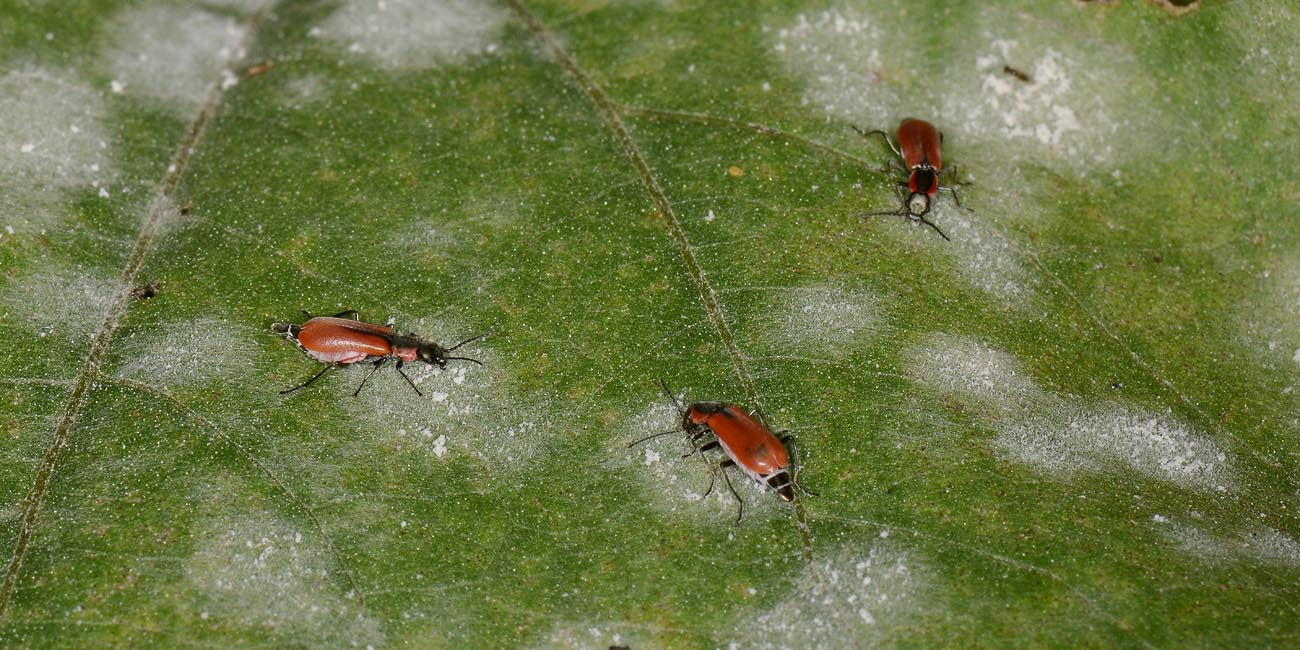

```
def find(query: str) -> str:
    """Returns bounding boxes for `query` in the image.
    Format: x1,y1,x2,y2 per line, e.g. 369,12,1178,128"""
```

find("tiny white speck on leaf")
705,209,716,222
642,447,661,466
219,68,239,90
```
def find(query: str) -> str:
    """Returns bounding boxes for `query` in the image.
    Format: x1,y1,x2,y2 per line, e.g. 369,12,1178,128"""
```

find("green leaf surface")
2,0,1298,647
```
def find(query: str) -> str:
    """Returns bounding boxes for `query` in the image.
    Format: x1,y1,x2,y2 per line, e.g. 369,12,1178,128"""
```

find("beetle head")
906,191,931,217
420,334,484,368
416,341,449,367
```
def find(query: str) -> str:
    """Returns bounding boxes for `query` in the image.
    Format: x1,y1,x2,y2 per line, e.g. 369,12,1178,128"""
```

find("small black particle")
132,282,161,300
1003,65,1032,83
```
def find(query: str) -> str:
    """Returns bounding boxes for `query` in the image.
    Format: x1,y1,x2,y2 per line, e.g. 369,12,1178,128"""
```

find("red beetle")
629,381,807,522
854,118,960,240
273,311,484,397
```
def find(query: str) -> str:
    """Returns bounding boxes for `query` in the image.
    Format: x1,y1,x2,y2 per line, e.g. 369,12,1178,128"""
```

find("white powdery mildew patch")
958,40,1117,163
910,335,1234,490
314,0,507,69
764,285,881,359
1240,258,1300,374
940,213,1034,303
278,73,328,109
771,10,1139,174
1222,5,1300,112
769,9,896,127
340,335,547,472
737,544,922,649
0,66,113,230
187,510,383,646
1,267,119,343
107,5,248,115
383,221,457,258
1162,520,1300,567
909,333,1039,408
999,405,1231,492
115,318,258,388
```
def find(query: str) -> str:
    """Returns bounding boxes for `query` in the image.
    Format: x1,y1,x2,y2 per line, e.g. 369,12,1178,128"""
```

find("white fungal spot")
115,318,260,389
998,405,1231,492
770,9,1145,171
1241,257,1300,375
939,214,1034,303
187,509,384,646
909,333,1038,409
737,544,925,649
316,0,507,69
1162,520,1300,567
911,335,1233,491
0,67,114,232
760,284,882,360
0,267,119,344
769,10,891,126
107,6,249,115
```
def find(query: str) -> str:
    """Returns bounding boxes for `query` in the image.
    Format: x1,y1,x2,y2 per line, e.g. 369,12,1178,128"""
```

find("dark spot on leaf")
1002,65,1032,83
132,281,161,300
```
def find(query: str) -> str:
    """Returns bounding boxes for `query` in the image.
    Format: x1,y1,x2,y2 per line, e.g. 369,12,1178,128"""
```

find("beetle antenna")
443,356,483,367
718,468,744,524
859,211,951,242
917,214,951,241
656,378,688,413
626,428,683,448
446,331,492,352
851,125,902,158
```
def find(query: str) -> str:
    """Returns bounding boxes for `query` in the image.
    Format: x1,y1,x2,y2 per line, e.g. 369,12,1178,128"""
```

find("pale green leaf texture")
1,0,1297,647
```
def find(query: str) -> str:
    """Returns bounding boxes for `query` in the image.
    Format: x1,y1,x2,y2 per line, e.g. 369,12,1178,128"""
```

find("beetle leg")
393,359,424,397
699,462,717,499
683,440,720,459
851,125,903,159
280,363,336,395
938,183,964,209
719,458,735,469
719,468,744,524
353,357,387,397
915,214,952,242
